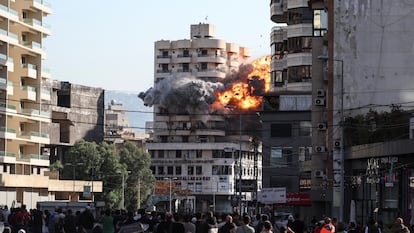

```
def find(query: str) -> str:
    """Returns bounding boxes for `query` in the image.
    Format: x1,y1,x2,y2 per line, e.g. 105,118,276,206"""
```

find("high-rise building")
0,1,102,209
145,23,262,214
262,0,313,217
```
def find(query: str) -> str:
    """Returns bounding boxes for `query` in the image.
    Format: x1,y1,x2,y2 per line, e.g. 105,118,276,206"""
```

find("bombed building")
139,23,264,214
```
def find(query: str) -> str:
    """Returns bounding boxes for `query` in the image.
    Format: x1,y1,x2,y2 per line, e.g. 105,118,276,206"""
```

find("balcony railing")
20,131,49,138
0,127,16,133
0,151,15,157
0,4,18,17
0,28,18,40
21,63,37,70
30,154,49,160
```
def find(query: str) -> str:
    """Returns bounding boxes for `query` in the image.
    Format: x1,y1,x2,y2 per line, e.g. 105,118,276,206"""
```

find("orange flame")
214,55,270,110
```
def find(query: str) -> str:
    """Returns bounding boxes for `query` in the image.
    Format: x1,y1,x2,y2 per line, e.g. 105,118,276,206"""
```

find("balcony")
20,107,51,122
6,57,13,72
0,4,18,21
0,173,49,188
195,68,226,79
30,154,50,166
7,81,13,95
40,88,50,101
20,85,37,101
195,54,226,64
22,40,45,56
155,55,171,63
19,131,50,144
21,63,38,79
30,0,52,15
0,76,6,90
0,102,17,114
23,18,51,35
41,67,51,78
0,28,18,45
0,126,17,139
0,151,16,163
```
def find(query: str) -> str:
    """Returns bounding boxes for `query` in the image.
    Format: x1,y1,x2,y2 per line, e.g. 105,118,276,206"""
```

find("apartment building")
145,23,262,214
307,0,414,222
262,0,313,216
0,2,102,209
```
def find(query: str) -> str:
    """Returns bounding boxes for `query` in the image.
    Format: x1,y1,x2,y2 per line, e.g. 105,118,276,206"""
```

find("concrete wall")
334,0,414,115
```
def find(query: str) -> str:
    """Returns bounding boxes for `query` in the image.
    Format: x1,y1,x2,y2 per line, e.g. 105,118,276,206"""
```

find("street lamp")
164,177,177,213
66,162,84,200
117,170,131,210
224,105,243,216
318,55,344,221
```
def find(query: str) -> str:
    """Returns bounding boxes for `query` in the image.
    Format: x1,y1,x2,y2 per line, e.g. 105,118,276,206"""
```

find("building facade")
263,0,314,217
0,2,103,209
145,23,262,214
307,0,414,223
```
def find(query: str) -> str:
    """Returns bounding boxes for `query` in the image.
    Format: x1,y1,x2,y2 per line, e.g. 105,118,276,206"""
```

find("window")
270,147,293,168
196,150,202,158
299,147,312,161
313,9,328,36
182,136,188,142
188,183,194,192
200,50,208,56
182,63,189,72
196,166,202,175
288,7,313,24
162,51,169,58
288,66,312,82
176,150,182,158
176,166,182,175
167,166,173,175
195,183,202,192
299,121,312,136
287,37,312,53
183,50,190,57
157,166,164,175
161,64,168,72
188,166,194,175
158,150,164,158
271,124,292,137
200,63,208,70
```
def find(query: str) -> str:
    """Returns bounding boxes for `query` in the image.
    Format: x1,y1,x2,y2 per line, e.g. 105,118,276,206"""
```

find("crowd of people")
0,205,412,233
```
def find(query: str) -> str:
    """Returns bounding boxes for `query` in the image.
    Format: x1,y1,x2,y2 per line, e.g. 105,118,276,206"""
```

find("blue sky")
43,1,273,93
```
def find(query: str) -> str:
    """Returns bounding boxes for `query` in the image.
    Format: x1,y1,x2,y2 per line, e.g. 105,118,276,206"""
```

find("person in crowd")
78,207,95,233
255,215,269,233
261,220,273,233
236,215,255,233
155,212,173,233
63,209,76,233
365,218,381,233
291,214,305,233
100,209,113,233
219,215,237,233
389,217,410,233
320,217,335,233
347,222,359,233
183,214,196,233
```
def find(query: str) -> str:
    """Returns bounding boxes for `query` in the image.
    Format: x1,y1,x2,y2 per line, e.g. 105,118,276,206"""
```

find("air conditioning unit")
315,98,326,106
314,170,325,178
334,139,341,149
314,146,327,153
317,123,327,131
317,89,326,97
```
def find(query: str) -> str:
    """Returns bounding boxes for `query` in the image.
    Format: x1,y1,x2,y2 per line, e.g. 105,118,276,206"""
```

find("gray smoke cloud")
138,75,224,115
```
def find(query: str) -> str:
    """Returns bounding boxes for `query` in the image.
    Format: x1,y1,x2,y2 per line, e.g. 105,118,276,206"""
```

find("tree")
97,142,124,208
119,141,155,210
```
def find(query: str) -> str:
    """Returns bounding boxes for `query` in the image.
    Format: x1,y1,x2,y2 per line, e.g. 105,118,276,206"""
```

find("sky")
43,1,274,93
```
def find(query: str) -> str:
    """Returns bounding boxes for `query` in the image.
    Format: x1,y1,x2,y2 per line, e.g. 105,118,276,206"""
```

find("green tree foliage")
96,142,124,208
344,105,410,146
119,141,155,210
61,140,155,210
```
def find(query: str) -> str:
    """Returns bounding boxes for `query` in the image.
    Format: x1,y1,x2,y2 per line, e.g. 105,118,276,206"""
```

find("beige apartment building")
0,1,101,209
146,23,262,214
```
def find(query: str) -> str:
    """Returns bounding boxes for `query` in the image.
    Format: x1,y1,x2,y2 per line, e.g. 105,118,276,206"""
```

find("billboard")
258,187,286,204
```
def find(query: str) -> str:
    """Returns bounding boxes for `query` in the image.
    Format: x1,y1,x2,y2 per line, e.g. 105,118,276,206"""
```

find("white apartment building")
146,23,262,214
